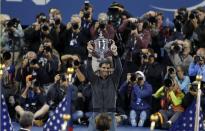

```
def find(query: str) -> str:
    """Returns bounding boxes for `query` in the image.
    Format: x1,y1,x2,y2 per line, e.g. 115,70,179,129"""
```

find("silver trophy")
91,31,112,61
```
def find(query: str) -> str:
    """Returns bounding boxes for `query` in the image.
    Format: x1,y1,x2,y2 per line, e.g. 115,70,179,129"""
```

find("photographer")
37,39,60,82
33,73,83,124
194,7,205,48
129,71,152,127
24,13,52,52
119,18,151,49
164,39,193,73
90,13,116,40
189,48,205,82
48,8,66,54
86,41,123,131
118,73,138,116
15,79,47,124
15,51,52,88
61,54,87,117
64,14,88,61
79,0,95,40
1,17,25,64
152,78,185,129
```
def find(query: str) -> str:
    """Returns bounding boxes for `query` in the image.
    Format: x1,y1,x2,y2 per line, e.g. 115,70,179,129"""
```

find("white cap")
135,71,146,81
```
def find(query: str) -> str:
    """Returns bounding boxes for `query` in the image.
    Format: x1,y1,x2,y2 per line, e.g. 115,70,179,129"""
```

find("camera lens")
30,59,38,65
73,60,80,66
164,78,173,88
72,23,79,30
168,67,175,74
54,18,61,25
41,24,49,31
83,11,90,19
130,73,136,82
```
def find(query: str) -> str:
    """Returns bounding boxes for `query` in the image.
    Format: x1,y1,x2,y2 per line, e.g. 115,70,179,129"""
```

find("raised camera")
168,67,175,75
130,73,137,82
41,24,49,31
164,78,173,88
194,55,204,63
172,43,183,53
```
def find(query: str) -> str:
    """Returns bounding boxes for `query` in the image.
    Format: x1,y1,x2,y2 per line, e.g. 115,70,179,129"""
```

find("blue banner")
2,0,205,25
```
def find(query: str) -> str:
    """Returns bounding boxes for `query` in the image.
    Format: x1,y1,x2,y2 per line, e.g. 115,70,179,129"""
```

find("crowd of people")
1,1,205,130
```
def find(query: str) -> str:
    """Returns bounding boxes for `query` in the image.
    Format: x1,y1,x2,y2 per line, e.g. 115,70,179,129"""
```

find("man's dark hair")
19,111,34,128
96,113,112,131
99,59,112,67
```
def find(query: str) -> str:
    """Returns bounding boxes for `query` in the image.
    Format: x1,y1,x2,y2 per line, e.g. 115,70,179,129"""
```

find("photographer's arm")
164,40,175,54
169,91,184,106
75,68,86,82
34,104,50,119
21,83,31,98
153,86,164,98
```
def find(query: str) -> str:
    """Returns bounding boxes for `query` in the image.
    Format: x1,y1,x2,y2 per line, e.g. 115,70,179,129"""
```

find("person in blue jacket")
129,71,153,127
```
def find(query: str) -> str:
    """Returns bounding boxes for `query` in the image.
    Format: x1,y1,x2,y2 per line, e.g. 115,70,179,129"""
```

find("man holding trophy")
86,36,123,131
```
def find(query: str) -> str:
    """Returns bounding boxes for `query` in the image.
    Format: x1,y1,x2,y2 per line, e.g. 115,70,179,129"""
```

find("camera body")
189,10,198,20
127,19,138,30
129,73,144,83
194,55,204,64
171,42,183,53
41,24,49,32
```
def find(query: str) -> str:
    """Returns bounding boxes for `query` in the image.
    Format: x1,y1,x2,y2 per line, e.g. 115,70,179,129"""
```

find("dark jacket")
131,82,152,111
46,83,78,112
86,56,123,112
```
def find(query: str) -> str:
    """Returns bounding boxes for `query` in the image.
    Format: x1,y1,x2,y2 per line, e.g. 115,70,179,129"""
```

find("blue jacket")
130,82,152,111
189,62,205,82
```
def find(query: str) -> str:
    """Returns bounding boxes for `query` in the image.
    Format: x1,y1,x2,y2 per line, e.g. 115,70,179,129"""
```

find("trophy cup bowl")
91,32,113,61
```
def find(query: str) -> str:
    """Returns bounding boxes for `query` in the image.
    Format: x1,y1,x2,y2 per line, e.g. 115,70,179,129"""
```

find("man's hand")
127,73,131,83
110,41,118,56
54,74,60,83
87,41,94,56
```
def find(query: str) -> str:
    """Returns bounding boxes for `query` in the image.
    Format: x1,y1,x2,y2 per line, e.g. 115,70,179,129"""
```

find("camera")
39,15,47,23
167,66,175,75
59,73,67,81
171,43,183,53
83,11,90,19
130,73,137,82
54,17,61,25
6,18,20,28
41,24,49,31
127,20,138,30
30,59,38,65
66,58,81,68
43,46,52,53
1,51,11,61
164,78,173,88
194,55,204,63
189,11,198,20
148,16,157,25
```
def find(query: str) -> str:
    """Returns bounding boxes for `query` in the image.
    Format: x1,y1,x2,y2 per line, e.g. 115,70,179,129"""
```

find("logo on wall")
6,0,51,5
151,0,205,12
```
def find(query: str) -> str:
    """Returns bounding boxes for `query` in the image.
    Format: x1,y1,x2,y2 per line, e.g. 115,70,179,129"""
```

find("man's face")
176,67,184,80
99,63,111,79
197,11,205,23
